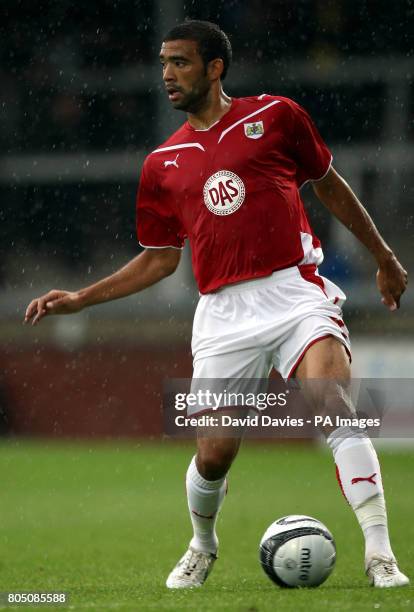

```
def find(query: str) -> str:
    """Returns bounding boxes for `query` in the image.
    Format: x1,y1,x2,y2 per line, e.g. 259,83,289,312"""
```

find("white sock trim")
187,456,226,490
327,425,368,456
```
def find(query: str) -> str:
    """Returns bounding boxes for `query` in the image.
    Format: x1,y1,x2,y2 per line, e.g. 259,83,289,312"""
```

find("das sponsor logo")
203,170,245,216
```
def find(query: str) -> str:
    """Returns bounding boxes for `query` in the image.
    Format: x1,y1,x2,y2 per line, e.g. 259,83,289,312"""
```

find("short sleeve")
287,101,332,188
136,158,185,249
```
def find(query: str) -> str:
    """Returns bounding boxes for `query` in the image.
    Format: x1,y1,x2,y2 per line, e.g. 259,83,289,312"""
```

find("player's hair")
163,19,232,80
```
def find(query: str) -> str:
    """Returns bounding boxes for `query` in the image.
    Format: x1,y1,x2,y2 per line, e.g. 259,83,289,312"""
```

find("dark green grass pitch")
0,441,412,611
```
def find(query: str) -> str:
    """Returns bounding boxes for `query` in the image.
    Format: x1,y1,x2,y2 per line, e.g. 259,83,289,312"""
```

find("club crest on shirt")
203,170,245,216
244,120,264,139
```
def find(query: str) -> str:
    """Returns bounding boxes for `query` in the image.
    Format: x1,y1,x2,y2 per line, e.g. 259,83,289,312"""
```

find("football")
259,515,336,587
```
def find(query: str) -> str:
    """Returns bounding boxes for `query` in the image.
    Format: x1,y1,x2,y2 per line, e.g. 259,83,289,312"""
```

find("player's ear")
207,58,224,81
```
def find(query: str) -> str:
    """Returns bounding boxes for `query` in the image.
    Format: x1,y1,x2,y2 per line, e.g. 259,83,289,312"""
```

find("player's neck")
186,88,232,131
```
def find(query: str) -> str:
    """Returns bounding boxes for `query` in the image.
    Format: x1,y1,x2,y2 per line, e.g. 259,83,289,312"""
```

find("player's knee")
196,441,239,480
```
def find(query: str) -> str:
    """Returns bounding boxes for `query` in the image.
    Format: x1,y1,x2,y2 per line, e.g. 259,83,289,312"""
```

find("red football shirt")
136,95,332,294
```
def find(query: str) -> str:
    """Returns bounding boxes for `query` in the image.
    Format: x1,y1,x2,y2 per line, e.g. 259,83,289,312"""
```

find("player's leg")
294,336,409,587
166,344,269,589
187,431,241,555
166,429,241,589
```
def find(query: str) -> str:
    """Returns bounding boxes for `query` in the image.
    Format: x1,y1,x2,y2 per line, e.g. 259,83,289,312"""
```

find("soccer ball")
259,515,336,587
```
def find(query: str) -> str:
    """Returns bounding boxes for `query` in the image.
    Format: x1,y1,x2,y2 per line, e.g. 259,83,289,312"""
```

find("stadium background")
0,2,413,610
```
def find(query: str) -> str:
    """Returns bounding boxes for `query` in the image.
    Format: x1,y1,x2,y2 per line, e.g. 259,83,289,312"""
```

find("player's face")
160,40,211,112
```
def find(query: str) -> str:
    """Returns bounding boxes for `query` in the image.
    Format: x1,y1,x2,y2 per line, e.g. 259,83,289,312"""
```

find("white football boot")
366,555,410,588
166,547,217,589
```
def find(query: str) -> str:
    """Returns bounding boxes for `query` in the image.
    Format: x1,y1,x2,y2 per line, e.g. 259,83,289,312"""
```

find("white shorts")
190,265,351,414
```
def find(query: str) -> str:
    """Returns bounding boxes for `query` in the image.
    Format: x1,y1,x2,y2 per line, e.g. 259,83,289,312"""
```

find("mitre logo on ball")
203,170,246,216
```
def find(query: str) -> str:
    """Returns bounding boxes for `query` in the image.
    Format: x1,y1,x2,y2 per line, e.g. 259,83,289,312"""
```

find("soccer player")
25,20,409,589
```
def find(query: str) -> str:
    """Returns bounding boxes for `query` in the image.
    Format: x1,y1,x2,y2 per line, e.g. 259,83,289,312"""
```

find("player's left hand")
376,254,408,311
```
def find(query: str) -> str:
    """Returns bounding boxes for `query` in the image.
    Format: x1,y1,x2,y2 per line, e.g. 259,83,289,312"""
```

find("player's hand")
24,290,83,326
376,254,408,311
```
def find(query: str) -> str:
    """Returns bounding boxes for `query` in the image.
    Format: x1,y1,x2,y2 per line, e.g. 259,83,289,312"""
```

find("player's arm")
24,247,181,326
312,166,408,310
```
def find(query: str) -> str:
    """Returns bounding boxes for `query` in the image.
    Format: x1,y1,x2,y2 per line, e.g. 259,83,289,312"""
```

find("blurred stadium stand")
1,0,413,436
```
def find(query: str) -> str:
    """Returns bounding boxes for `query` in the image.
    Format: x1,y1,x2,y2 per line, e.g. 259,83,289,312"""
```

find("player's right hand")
24,290,83,326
